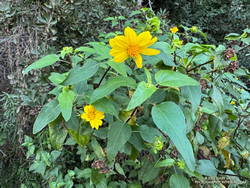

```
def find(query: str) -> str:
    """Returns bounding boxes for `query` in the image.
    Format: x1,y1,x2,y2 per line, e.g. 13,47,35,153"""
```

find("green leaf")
33,99,61,134
93,98,118,117
63,60,99,85
29,161,46,175
107,121,132,159
181,86,201,111
90,76,136,103
152,102,196,171
115,163,125,176
138,160,160,184
68,129,90,147
197,160,217,176
91,138,105,158
154,158,175,168
23,54,59,74
210,85,224,114
126,82,157,111
208,115,222,143
169,174,190,188
88,42,111,60
151,42,175,66
155,70,199,87
49,121,68,150
139,125,162,143
58,88,76,121
48,72,68,85
107,61,130,77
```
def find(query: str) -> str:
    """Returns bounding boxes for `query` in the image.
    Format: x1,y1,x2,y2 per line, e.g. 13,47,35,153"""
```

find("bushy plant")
21,9,250,187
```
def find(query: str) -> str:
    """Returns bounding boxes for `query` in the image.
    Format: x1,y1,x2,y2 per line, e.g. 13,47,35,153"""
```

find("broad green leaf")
88,42,111,60
91,137,105,158
107,121,132,159
151,42,175,66
58,88,76,121
23,54,59,74
211,85,224,114
68,129,90,147
107,61,130,77
29,161,46,175
155,158,175,168
181,86,201,111
139,125,162,143
33,99,61,134
208,115,222,143
90,76,136,103
49,121,68,150
169,174,190,188
93,98,118,117
196,160,217,176
48,72,68,85
138,160,160,184
152,102,196,171
126,82,157,111
155,70,199,87
63,60,99,85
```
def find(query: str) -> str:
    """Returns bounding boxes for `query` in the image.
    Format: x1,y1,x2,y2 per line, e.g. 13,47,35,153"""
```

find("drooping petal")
141,48,160,56
90,119,102,129
124,27,137,45
134,55,143,68
113,52,128,63
109,36,128,49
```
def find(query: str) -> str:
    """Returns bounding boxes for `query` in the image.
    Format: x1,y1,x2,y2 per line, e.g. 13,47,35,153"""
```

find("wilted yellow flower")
218,136,230,150
109,27,160,68
190,26,198,33
170,27,179,33
80,105,105,130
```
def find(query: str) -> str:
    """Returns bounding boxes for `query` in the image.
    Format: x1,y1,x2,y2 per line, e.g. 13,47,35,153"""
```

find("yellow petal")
137,31,152,44
90,119,102,129
80,113,89,121
134,55,143,68
95,111,105,120
110,48,125,56
113,52,128,63
139,36,158,48
124,27,137,44
109,36,128,49
84,105,94,113
141,48,160,56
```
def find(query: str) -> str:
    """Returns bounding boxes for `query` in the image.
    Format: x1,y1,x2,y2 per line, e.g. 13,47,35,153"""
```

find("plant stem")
187,59,214,73
96,66,111,89
125,107,138,124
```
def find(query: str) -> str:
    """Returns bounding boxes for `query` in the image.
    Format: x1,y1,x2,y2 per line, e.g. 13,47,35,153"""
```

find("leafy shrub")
21,9,250,187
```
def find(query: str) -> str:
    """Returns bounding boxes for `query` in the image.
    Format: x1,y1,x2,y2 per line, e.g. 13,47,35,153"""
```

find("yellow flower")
230,101,236,105
170,26,179,33
80,105,105,130
109,27,160,68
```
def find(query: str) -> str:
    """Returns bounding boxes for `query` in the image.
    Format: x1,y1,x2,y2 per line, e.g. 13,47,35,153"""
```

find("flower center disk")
127,45,140,57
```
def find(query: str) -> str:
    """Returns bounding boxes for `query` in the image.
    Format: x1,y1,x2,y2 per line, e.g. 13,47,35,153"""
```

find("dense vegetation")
0,0,249,187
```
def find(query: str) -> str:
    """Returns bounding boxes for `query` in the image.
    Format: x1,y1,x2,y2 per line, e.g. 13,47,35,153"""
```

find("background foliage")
0,0,249,187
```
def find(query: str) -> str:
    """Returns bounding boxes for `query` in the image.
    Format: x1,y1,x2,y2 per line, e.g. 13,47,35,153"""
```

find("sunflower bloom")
109,27,160,68
170,27,178,33
80,105,105,130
